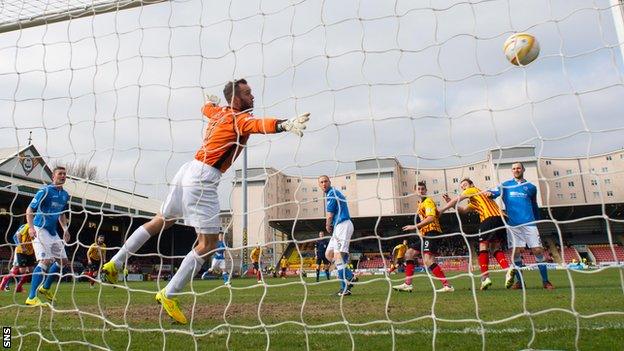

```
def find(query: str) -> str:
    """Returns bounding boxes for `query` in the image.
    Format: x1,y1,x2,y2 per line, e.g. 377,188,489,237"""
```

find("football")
504,32,540,66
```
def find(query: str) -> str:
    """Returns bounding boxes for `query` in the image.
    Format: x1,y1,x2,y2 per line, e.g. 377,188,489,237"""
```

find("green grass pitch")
1,269,623,350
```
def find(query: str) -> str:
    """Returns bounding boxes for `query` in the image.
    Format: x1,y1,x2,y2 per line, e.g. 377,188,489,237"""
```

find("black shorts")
316,257,331,266
253,262,259,270
88,260,101,271
281,267,287,272
408,231,442,254
394,257,405,266
16,253,35,267
478,216,507,243
422,231,442,254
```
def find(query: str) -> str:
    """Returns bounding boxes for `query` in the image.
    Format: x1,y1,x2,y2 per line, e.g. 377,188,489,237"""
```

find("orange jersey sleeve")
195,103,280,173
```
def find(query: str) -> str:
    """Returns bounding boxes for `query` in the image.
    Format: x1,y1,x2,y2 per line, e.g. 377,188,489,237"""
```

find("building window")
285,189,290,193
302,187,307,192
402,192,408,196
346,175,351,180
415,170,420,175
620,154,624,159
341,186,346,190
482,164,487,169
286,179,291,183
602,167,608,172
553,171,559,176
313,198,318,202
402,181,407,187
302,198,308,202
313,208,318,212
570,193,576,199
286,209,291,215
436,201,441,207
485,176,491,181
555,182,561,189
590,179,598,186
605,179,611,185
433,190,439,195
606,155,612,161
433,179,438,184
303,208,308,214
403,170,407,175
453,178,458,183
566,170,572,175
453,189,459,194
546,160,552,165
607,191,614,197
469,166,474,171
312,187,318,192
556,194,563,199
403,203,409,209
593,191,600,198
568,181,574,187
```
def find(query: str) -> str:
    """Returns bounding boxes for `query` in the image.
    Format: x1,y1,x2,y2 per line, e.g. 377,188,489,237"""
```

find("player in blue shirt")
318,175,355,296
314,231,331,282
25,166,72,306
206,233,230,285
490,162,554,290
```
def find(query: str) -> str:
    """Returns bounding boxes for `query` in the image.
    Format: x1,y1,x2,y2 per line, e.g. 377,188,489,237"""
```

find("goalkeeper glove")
277,113,311,137
205,94,221,105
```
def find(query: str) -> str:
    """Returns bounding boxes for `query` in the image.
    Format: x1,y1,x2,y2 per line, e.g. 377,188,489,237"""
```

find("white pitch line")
13,323,624,336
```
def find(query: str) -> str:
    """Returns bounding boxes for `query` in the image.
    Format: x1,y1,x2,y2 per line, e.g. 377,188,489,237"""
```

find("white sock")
165,250,204,297
111,226,151,269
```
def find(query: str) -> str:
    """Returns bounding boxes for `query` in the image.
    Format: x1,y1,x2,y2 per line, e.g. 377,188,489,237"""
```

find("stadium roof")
0,144,160,215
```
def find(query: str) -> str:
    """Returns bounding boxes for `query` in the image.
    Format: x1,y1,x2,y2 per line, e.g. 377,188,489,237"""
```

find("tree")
56,159,99,180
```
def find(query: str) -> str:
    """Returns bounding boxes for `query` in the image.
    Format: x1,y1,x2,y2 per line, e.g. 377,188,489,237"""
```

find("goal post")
0,0,168,34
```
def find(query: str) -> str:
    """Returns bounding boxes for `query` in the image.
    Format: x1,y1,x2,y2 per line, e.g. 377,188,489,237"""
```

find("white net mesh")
0,0,624,350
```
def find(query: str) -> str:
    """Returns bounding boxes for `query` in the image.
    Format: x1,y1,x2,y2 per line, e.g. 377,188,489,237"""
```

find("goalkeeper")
101,79,311,324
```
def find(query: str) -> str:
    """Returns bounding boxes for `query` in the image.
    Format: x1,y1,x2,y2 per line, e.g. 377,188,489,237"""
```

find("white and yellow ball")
503,33,540,66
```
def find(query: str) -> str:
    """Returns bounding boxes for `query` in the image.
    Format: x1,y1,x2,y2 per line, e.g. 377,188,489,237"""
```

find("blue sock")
514,258,523,283
43,262,60,290
535,254,549,283
29,265,46,299
222,272,229,284
341,252,353,280
336,263,346,291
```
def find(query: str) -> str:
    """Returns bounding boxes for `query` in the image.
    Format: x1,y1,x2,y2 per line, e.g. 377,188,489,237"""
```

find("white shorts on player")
327,220,354,254
32,226,67,261
209,258,225,272
507,225,542,249
161,159,221,233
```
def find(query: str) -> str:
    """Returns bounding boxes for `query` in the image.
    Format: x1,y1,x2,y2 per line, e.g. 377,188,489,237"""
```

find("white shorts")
327,220,354,254
210,257,226,272
507,225,542,249
32,227,67,261
161,160,221,233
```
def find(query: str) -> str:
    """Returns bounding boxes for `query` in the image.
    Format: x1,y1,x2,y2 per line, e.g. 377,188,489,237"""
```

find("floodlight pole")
610,0,624,66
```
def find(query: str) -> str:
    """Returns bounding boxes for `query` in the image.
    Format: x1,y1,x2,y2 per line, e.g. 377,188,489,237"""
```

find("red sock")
493,250,510,269
405,261,415,285
389,265,396,273
0,266,19,288
256,270,261,281
478,250,489,277
16,274,29,290
429,263,449,286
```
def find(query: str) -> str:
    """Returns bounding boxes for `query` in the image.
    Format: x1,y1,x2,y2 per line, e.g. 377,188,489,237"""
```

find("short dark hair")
223,78,248,103
416,181,426,188
52,166,65,173
513,162,525,170
460,177,473,185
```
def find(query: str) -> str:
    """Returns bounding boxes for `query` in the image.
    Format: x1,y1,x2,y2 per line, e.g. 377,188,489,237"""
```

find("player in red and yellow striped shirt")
394,181,454,293
440,178,511,291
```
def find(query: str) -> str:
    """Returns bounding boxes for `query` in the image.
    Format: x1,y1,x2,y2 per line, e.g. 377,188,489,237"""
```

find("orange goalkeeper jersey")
195,103,280,173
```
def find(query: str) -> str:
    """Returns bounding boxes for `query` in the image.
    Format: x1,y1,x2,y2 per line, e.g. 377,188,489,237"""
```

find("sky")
0,0,623,209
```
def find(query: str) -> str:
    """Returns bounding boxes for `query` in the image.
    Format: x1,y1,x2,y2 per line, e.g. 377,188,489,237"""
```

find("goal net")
0,0,623,350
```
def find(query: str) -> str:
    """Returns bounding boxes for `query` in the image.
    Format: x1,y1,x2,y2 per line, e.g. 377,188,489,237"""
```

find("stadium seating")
556,247,581,263
589,244,624,263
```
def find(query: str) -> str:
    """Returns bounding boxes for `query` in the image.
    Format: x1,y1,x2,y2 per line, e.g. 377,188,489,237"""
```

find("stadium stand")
589,244,624,263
